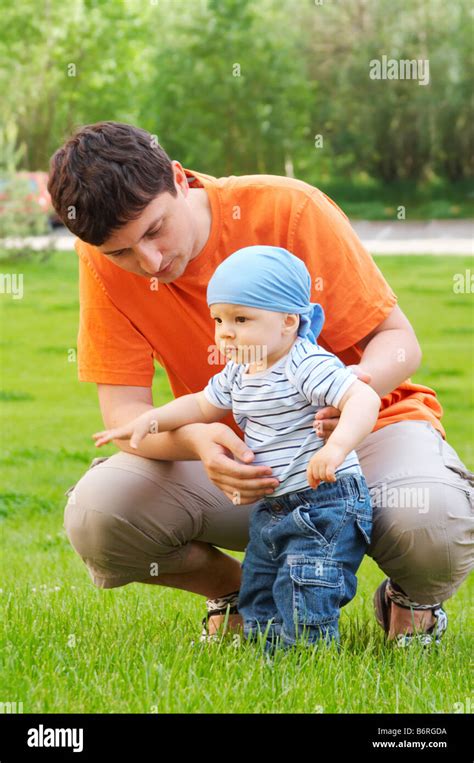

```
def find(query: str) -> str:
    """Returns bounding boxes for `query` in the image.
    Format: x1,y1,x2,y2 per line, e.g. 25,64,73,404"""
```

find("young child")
92,245,381,652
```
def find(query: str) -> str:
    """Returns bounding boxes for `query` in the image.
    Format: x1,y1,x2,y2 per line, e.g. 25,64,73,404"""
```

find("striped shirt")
203,336,362,497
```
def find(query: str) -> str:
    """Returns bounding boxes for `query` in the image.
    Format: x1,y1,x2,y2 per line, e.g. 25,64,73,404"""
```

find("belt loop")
354,476,363,502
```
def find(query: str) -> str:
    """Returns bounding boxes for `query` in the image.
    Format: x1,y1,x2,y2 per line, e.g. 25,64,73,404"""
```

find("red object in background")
0,171,62,227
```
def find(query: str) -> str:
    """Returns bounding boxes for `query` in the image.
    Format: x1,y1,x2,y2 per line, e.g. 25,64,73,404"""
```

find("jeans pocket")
293,506,328,545
293,498,350,547
288,556,343,625
355,513,373,545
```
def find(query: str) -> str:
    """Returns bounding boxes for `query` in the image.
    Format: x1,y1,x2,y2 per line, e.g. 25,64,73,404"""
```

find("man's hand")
307,442,347,489
92,409,158,450
312,364,372,439
188,423,280,505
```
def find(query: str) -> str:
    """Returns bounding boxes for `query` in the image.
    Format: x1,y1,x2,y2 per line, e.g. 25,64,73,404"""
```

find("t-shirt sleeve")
202,364,235,410
291,349,358,409
77,243,155,385
289,190,398,352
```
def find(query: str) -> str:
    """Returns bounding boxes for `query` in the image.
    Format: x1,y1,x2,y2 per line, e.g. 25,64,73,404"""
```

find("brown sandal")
373,578,392,633
373,578,448,646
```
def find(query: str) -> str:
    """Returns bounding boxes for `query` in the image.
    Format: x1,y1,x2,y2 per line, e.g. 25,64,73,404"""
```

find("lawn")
318,179,474,220
0,251,472,714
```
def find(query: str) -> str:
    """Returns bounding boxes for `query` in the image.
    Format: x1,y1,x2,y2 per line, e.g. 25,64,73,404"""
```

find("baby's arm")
307,380,381,487
92,391,228,450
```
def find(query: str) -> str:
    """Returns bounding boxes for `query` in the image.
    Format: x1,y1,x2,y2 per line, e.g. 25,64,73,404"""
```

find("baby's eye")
212,316,247,323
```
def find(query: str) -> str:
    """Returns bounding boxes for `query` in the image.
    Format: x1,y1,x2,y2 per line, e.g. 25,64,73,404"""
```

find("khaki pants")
64,421,474,604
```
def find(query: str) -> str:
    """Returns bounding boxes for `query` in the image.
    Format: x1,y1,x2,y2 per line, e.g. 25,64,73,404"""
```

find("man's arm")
325,379,381,454
313,305,422,436
96,383,282,505
97,384,212,460
94,388,228,449
354,304,422,398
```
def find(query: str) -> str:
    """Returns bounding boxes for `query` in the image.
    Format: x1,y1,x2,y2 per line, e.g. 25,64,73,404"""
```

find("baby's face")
210,303,297,366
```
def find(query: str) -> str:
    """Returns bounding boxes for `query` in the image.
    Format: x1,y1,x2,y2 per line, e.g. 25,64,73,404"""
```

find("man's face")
96,161,200,282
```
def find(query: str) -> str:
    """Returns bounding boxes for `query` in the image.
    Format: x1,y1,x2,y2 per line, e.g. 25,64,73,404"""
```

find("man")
48,121,474,645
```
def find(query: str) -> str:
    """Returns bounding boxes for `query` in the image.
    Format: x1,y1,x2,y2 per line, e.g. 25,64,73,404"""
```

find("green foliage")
301,0,473,183
139,0,313,175
0,121,26,174
0,0,471,187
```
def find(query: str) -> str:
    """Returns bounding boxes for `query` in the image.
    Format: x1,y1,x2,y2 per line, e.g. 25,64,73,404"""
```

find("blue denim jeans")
238,473,372,652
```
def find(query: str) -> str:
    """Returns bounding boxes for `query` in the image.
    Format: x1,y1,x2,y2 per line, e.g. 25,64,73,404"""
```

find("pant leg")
238,504,282,645
355,420,474,604
63,451,258,588
270,477,372,648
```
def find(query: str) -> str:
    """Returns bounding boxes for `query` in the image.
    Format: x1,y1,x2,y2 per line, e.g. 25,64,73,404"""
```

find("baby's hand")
92,410,159,450
307,443,347,489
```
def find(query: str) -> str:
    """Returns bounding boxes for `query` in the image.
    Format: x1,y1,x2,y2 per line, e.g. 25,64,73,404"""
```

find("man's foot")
374,578,448,647
199,613,243,643
389,601,436,639
207,612,243,636
190,590,243,645
393,606,448,648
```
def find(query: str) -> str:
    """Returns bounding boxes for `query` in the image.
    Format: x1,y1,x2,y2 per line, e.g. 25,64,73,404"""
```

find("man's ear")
172,160,188,195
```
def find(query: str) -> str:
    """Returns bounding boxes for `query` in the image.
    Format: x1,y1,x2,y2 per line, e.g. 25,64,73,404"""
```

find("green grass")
0,252,472,713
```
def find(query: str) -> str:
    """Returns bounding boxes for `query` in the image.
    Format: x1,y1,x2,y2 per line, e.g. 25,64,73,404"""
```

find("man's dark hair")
47,121,177,245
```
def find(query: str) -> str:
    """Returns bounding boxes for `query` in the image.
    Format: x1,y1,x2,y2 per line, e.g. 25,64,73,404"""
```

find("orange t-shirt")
76,168,445,440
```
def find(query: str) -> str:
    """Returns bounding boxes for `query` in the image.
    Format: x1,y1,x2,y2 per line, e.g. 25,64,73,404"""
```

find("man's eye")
146,225,163,238
109,249,128,257
107,224,163,257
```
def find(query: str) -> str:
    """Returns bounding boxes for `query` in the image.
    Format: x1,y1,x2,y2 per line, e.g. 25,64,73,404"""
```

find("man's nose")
134,243,164,274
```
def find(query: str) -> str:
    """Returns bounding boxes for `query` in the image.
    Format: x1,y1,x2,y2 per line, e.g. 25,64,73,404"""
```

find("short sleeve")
77,245,155,385
202,365,235,410
292,349,358,409
289,190,398,352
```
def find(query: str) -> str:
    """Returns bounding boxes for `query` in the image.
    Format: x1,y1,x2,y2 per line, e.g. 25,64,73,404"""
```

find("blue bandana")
206,245,325,344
